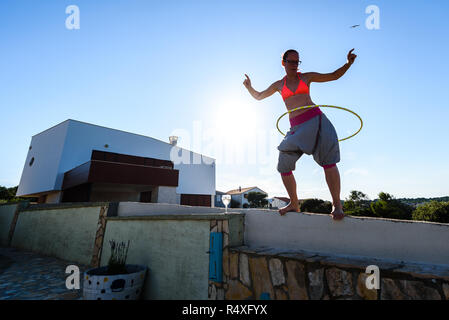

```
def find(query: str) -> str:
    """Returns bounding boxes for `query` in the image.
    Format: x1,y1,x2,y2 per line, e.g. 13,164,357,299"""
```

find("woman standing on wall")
243,49,357,220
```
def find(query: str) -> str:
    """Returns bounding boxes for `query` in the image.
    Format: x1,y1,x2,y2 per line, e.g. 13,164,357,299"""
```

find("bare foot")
330,206,345,221
278,202,300,216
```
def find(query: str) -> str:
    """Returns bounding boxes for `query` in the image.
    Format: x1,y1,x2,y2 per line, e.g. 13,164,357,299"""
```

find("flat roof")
32,119,216,161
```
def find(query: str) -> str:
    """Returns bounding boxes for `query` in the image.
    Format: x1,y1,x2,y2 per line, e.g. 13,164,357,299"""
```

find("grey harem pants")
277,107,340,175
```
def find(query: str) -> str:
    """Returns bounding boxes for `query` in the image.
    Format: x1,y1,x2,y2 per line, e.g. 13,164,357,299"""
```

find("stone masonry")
209,245,449,300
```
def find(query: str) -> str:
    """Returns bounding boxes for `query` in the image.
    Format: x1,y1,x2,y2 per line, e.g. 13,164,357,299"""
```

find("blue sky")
1,0,448,201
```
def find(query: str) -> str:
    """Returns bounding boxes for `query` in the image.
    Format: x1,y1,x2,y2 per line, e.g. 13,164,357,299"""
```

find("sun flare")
212,98,259,142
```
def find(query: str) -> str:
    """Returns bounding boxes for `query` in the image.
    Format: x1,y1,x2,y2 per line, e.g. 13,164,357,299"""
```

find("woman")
243,49,357,219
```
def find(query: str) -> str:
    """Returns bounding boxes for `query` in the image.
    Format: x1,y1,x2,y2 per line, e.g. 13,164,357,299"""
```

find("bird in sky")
350,24,360,28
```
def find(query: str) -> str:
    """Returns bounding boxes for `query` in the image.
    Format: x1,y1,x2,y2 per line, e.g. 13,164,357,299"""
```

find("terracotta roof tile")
226,186,267,195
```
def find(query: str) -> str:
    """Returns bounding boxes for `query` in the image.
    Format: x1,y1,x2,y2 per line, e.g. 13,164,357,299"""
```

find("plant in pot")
83,240,147,300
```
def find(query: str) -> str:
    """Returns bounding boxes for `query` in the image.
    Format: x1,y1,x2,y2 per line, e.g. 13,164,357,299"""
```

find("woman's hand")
347,49,357,65
243,74,252,89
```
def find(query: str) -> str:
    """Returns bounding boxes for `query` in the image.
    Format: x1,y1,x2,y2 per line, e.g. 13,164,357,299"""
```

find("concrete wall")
11,204,105,265
155,186,179,204
243,210,449,266
0,203,20,246
100,217,211,299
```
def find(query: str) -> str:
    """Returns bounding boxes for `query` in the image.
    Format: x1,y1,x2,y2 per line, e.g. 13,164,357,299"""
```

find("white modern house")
16,119,216,206
225,186,268,208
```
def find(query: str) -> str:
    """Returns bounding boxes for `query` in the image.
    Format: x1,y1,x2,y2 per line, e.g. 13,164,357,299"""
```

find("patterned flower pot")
83,265,147,300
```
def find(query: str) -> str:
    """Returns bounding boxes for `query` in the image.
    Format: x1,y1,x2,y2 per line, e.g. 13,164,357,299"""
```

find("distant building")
17,119,216,207
225,186,268,208
214,191,226,208
271,197,290,209
269,197,309,209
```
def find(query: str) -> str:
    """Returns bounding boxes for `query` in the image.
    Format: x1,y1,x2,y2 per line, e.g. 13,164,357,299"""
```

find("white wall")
173,152,216,195
243,210,449,266
16,121,69,196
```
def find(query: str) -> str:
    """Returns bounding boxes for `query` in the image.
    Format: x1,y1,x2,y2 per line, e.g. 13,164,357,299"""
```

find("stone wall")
210,246,449,300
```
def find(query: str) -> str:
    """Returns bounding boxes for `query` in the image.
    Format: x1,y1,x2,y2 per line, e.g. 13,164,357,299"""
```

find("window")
140,191,152,203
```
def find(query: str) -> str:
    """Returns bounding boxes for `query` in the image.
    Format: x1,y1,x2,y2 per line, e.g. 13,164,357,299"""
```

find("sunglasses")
284,59,301,65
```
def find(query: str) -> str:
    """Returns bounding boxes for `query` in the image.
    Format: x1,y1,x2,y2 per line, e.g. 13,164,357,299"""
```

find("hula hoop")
276,105,363,142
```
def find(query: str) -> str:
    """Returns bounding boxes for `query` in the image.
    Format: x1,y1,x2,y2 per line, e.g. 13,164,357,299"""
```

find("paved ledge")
22,202,110,211
243,210,449,266
106,212,244,221
230,245,449,281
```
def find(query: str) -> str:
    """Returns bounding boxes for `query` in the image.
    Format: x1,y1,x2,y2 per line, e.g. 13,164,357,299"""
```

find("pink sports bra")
280,72,310,101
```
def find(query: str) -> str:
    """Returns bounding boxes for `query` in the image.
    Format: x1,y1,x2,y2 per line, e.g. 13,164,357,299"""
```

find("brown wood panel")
88,160,178,187
63,152,179,191
91,150,173,168
62,161,92,190
180,194,211,207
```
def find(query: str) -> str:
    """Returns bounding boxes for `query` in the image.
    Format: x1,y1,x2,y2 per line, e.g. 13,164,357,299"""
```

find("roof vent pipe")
169,136,178,146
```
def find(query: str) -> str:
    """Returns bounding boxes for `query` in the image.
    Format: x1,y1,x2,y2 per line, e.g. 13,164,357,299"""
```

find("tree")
246,192,268,208
370,192,413,220
412,201,449,223
300,198,332,214
0,186,10,200
343,190,373,217
348,190,370,202
0,185,33,203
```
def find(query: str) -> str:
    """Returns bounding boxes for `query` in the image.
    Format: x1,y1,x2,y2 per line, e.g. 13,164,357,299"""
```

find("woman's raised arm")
243,74,279,100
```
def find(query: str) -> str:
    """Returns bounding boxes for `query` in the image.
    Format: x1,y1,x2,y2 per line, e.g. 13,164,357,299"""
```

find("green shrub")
344,207,375,217
247,192,268,208
412,201,449,223
369,192,413,220
342,190,373,217
300,198,332,214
